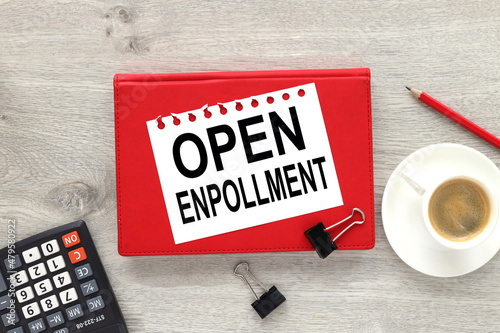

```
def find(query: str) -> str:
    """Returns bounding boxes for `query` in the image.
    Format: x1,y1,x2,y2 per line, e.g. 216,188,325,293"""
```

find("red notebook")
114,68,374,256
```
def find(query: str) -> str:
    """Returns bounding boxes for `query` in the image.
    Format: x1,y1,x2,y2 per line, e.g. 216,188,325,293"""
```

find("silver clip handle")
234,263,269,300
324,208,365,242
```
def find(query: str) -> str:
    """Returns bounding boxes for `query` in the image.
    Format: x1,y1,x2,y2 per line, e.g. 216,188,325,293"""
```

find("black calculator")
0,220,128,333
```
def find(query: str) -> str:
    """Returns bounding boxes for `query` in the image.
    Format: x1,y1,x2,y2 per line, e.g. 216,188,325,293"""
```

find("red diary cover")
114,68,374,256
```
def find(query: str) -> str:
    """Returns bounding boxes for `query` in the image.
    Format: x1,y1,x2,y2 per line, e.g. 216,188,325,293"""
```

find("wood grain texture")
1,0,500,332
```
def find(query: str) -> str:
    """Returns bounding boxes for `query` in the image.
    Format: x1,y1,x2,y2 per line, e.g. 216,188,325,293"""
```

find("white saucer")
382,143,500,277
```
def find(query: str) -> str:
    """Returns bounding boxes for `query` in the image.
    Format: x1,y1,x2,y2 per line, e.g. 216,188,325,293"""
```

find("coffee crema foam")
429,178,490,242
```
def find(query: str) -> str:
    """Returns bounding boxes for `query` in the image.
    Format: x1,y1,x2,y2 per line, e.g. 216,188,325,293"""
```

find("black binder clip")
305,208,365,259
233,262,286,319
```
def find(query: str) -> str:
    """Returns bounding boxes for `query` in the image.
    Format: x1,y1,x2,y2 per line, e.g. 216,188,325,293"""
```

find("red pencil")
407,87,500,150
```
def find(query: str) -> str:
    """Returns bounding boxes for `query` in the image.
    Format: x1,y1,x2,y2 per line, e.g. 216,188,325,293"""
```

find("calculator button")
0,294,11,310
41,239,60,256
47,255,66,272
53,328,69,333
22,301,41,319
4,255,22,271
80,279,99,296
22,247,41,264
40,294,59,312
34,279,53,296
87,295,105,312
27,318,45,333
2,310,19,326
53,271,72,289
75,263,93,280
59,287,78,305
28,262,47,280
68,247,87,264
65,303,84,320
7,327,24,333
62,231,81,248
0,270,7,292
10,270,29,287
46,311,65,328
16,286,35,303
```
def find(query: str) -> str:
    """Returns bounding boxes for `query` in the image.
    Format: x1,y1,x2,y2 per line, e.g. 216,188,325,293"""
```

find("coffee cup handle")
400,163,427,196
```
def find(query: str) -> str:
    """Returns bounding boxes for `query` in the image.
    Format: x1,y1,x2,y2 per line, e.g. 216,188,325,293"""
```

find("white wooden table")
2,1,500,331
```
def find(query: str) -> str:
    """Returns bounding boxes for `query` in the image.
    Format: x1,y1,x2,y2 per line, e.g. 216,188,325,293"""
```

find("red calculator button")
62,231,81,248
68,247,87,264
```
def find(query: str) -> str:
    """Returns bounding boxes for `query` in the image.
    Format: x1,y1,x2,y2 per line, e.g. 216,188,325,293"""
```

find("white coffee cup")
401,162,498,250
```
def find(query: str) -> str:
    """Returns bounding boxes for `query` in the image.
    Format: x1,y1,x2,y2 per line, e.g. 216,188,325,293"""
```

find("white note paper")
147,83,343,244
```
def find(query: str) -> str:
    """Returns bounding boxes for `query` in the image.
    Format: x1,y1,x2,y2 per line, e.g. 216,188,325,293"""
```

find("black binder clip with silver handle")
234,262,286,319
305,208,365,259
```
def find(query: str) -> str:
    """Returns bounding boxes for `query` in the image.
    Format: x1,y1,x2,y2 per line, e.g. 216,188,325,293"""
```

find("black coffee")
429,178,490,242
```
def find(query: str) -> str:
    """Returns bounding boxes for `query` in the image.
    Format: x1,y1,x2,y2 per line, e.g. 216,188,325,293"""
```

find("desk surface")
2,1,500,332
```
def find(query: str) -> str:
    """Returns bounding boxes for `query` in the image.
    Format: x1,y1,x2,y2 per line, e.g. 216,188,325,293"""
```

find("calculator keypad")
53,272,72,289
46,310,65,328
47,255,66,273
16,286,34,303
7,326,24,333
28,317,46,332
4,255,22,271
80,279,99,296
87,295,105,312
65,303,83,320
41,294,59,312
11,271,29,287
61,231,81,248
0,273,6,293
34,279,53,296
68,247,87,264
22,247,41,265
0,221,128,332
5,233,91,330
28,263,47,280
2,311,19,326
40,240,60,257
22,301,41,319
59,287,78,305
74,263,92,280
0,295,11,310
